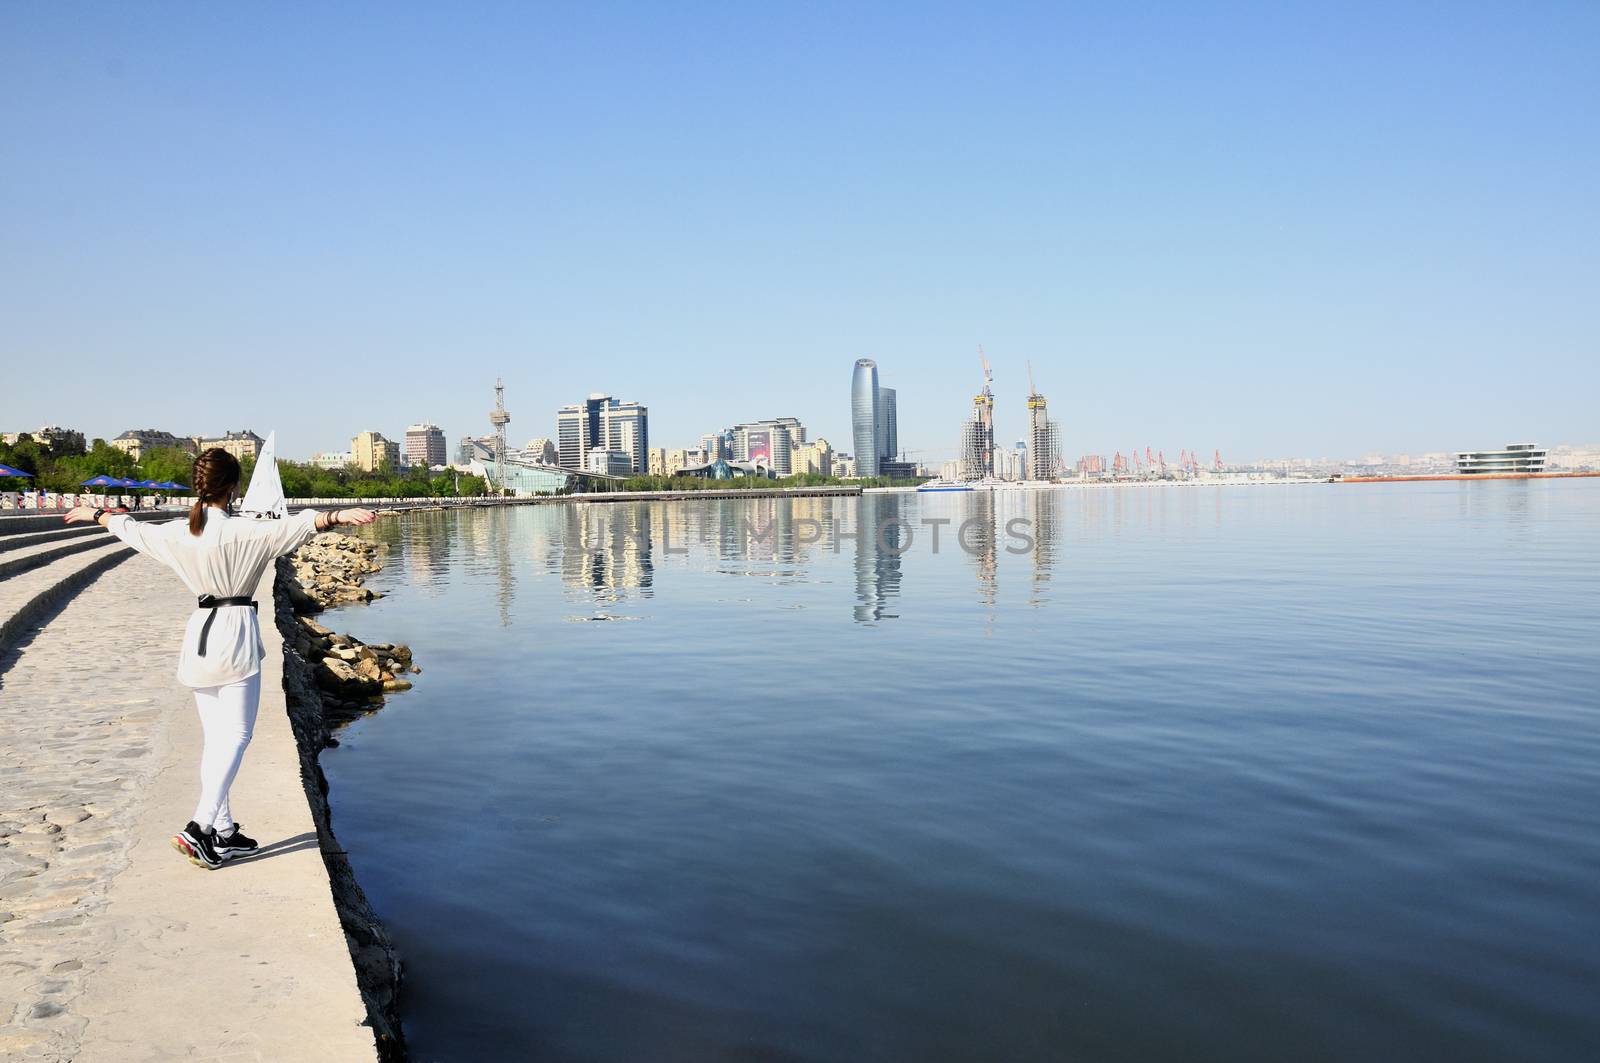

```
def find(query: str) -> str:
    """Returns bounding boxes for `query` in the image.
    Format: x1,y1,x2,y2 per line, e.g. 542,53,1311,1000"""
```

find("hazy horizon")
3,4,1596,461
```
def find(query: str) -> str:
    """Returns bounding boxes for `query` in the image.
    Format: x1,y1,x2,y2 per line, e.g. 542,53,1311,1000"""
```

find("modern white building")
1454,443,1548,474
585,449,634,477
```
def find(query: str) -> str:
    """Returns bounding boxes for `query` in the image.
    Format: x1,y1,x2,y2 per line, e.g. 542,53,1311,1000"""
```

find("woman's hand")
64,506,99,525
337,508,377,526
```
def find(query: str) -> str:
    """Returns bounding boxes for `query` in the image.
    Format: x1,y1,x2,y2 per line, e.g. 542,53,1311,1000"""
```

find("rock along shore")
274,531,411,1060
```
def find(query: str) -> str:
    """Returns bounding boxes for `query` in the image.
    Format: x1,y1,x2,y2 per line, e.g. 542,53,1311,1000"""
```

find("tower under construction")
960,348,996,480
1025,361,1061,481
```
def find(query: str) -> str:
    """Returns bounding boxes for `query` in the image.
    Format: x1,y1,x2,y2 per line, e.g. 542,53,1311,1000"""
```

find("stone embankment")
274,530,414,1057
279,533,421,728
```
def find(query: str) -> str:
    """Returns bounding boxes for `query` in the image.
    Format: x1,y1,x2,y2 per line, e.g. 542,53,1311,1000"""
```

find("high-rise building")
351,430,400,472
404,422,447,468
959,405,994,481
701,431,733,462
731,418,806,475
997,442,1023,481
851,359,881,477
876,386,897,463
1026,384,1059,481
556,394,649,474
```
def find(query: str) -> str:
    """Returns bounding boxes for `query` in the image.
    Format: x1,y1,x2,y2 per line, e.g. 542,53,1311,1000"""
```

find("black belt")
197,595,257,656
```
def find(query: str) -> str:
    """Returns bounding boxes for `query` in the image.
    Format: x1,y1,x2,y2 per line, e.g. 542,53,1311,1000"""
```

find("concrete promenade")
0,549,375,1060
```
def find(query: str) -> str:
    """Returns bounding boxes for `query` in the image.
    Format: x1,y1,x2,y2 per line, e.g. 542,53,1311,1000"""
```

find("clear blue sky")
3,2,1596,462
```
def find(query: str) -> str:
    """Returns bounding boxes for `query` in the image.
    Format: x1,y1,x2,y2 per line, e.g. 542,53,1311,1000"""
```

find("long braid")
188,448,242,536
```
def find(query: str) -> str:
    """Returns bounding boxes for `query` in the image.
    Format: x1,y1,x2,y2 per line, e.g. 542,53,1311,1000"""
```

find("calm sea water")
324,481,1600,1062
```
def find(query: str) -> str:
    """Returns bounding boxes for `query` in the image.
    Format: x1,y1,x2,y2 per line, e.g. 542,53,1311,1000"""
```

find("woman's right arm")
66,506,163,560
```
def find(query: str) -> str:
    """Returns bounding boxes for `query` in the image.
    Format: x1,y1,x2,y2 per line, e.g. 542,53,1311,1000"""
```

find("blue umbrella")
80,475,122,487
0,464,32,478
161,481,190,490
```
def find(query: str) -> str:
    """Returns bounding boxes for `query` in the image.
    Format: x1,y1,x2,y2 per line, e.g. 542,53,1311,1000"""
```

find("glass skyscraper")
851,359,880,477
876,386,897,464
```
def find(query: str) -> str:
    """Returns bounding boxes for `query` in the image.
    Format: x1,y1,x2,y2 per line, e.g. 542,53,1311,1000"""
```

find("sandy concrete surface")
0,551,376,1062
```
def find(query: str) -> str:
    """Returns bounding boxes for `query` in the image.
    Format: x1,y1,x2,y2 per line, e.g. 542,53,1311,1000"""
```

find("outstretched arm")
268,507,378,557
65,506,162,560
314,508,377,532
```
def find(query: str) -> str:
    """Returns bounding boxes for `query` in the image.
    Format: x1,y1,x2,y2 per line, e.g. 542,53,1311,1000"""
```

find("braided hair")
188,448,242,536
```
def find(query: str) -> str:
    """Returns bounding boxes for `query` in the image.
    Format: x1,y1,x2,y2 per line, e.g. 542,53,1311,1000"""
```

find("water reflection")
854,494,905,623
371,492,1075,626
550,503,655,602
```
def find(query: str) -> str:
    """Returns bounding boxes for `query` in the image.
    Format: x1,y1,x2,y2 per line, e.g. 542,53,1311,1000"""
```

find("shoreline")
272,548,408,1060
1334,471,1600,483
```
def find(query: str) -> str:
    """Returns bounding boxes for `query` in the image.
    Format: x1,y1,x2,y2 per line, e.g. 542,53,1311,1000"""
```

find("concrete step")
0,536,134,658
0,522,101,554
0,509,178,538
0,529,126,582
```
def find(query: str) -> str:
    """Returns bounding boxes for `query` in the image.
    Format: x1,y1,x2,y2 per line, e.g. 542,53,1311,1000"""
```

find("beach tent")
239,430,288,518
0,464,33,478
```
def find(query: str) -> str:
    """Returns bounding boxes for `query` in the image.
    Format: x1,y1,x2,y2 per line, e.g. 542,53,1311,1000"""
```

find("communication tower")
489,377,511,493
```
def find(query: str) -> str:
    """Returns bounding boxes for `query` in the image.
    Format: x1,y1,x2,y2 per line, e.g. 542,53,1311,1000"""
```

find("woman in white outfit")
66,448,374,869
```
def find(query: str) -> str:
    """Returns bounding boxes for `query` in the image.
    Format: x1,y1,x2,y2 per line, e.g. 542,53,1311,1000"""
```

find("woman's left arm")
268,507,378,557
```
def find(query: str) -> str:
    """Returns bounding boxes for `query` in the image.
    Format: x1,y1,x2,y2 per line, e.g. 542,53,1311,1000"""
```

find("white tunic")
106,507,322,688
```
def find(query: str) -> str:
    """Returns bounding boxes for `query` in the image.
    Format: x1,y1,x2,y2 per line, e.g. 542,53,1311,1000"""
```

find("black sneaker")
213,824,259,859
171,821,223,870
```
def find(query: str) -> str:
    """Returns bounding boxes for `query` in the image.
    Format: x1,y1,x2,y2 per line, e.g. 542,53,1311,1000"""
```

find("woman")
65,448,376,870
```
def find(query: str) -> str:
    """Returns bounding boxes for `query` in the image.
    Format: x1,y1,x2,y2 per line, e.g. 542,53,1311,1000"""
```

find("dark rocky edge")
273,532,409,1061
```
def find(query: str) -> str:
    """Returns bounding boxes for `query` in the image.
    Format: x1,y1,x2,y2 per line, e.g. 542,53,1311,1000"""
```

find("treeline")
615,472,925,492
0,435,139,492
0,434,489,498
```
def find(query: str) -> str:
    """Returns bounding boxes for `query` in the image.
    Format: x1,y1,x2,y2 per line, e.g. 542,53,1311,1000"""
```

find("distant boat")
916,479,974,493
239,430,288,519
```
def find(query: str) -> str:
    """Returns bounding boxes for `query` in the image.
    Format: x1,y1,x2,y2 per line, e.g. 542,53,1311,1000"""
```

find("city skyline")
3,5,1597,458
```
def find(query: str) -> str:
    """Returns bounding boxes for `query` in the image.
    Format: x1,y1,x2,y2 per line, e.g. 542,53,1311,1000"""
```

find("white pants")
191,672,261,832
